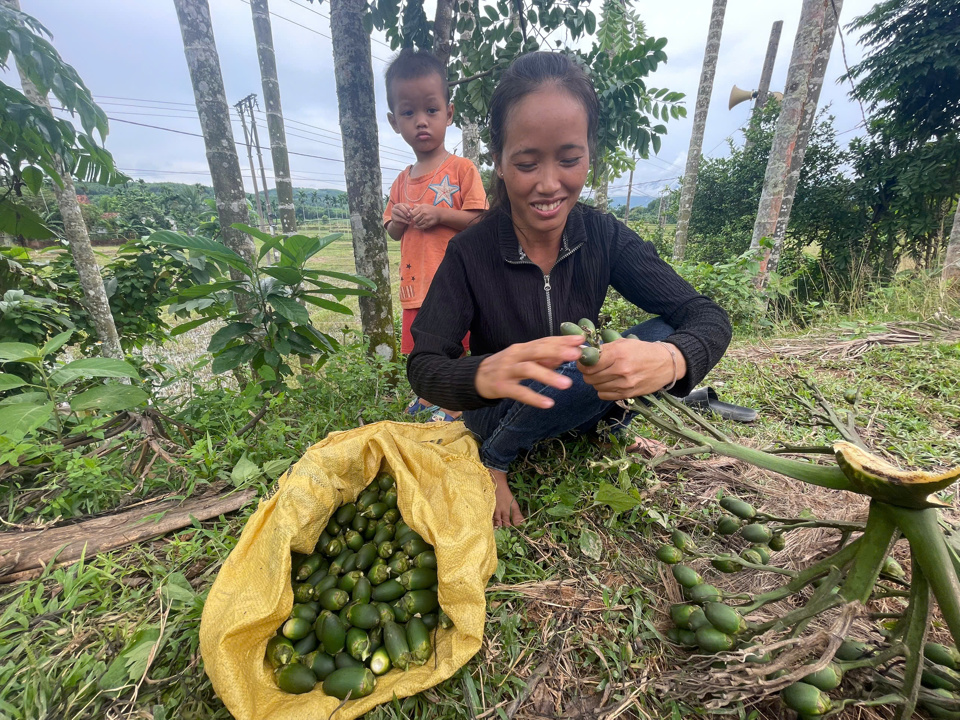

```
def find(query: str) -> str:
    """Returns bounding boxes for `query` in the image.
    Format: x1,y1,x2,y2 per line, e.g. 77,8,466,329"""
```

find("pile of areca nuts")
264,474,448,700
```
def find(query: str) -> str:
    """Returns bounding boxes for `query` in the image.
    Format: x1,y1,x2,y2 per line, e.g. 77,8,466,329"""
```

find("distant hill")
608,194,655,209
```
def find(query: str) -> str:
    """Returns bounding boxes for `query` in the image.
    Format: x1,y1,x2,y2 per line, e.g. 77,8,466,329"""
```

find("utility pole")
235,95,266,232
658,189,666,229
751,0,842,284
744,20,783,152
250,0,297,235
623,162,635,223
755,21,783,111
248,98,274,231
672,0,727,261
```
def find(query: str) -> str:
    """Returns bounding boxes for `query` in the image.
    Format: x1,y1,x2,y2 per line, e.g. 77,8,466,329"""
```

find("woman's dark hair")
384,48,449,112
487,52,599,212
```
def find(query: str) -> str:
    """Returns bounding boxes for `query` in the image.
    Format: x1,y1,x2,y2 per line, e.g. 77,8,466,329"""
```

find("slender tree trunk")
457,0,481,166
672,0,726,261
752,0,841,282
595,173,609,212
330,0,397,362
944,201,960,285
251,0,296,235
173,0,254,271
624,164,634,222
433,0,456,70
5,0,122,358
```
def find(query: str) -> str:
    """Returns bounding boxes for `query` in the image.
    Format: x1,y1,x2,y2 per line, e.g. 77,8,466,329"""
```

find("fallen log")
0,487,256,583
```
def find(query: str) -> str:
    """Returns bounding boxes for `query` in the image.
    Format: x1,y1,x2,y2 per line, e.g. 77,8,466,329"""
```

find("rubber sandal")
681,387,758,423
429,409,460,423
405,399,439,416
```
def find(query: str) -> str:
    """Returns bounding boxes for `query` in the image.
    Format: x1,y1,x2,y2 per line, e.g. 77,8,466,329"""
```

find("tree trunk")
751,0,840,283
462,124,481,166
330,0,397,362
765,0,840,277
433,0,456,70
5,0,123,359
944,201,960,285
595,174,609,213
672,0,726,261
173,0,254,270
251,0,296,235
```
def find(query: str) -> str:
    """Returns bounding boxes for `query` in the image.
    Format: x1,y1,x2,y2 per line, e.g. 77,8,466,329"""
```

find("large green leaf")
301,295,353,315
0,202,55,240
261,266,303,286
268,295,310,325
69,384,149,413
175,280,244,299
49,358,141,387
169,316,216,337
210,344,250,374
304,269,377,290
595,482,641,513
229,223,273,245
148,230,251,275
207,322,254,354
0,373,28,392
0,401,54,442
0,342,41,363
40,330,74,357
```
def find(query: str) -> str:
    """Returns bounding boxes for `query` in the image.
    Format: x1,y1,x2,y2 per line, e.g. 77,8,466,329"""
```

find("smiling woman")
406,52,733,529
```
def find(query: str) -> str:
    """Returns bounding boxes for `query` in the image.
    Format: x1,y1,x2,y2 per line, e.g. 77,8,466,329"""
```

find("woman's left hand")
579,338,686,400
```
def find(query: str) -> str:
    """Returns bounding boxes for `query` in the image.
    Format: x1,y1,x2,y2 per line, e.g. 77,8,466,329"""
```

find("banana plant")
151,225,374,390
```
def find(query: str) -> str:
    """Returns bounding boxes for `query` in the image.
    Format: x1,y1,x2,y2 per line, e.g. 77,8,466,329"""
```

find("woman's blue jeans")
462,318,674,472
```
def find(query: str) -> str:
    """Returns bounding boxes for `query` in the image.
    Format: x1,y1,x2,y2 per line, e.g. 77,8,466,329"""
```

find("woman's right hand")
475,335,584,408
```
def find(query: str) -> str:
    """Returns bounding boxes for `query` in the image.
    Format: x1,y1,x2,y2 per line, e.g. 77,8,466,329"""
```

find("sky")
7,0,878,205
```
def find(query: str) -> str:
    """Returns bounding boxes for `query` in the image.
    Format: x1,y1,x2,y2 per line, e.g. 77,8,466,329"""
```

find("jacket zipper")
505,238,583,336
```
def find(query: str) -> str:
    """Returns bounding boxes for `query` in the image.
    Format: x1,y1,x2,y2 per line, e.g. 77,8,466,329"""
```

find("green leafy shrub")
152,224,374,390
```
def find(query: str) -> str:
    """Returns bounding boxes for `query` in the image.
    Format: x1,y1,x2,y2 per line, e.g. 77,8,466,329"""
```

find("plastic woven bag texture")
199,420,497,719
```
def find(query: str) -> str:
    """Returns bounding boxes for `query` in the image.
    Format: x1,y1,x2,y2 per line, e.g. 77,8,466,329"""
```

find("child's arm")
408,206,483,232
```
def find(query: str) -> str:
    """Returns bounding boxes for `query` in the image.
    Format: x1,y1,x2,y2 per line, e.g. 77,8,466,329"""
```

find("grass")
3,282,960,717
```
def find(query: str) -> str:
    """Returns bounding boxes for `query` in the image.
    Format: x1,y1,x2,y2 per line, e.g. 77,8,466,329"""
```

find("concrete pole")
248,101,274,232
754,21,784,110
236,100,266,231
624,164,634,222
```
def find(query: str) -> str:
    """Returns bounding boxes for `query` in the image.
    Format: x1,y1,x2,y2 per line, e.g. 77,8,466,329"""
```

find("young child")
382,49,487,420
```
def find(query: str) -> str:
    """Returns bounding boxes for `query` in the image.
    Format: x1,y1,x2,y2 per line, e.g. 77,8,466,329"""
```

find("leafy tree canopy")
844,0,960,142
0,5,125,239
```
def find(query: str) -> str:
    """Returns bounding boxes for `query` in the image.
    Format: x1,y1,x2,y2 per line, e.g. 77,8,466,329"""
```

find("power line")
66,113,407,172
283,0,395,52
93,94,414,163
234,0,390,64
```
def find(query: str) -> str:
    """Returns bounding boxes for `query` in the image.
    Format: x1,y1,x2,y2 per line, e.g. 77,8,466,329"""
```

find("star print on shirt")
429,175,460,207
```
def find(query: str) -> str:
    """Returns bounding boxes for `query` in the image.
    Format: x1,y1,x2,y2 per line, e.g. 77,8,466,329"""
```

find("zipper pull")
543,274,551,292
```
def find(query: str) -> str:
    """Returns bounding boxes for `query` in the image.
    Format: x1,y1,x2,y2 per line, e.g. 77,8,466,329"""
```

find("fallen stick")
0,487,256,583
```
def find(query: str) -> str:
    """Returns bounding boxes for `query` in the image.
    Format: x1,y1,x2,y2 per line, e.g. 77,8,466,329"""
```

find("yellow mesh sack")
199,420,497,720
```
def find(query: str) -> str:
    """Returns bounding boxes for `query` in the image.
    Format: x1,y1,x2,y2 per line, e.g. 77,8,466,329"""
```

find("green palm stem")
893,557,931,720
838,503,898,603
755,512,865,532
748,574,847,637
684,551,797,578
738,541,862,614
635,394,856,492
833,694,909,713
836,643,904,672
887,506,960,648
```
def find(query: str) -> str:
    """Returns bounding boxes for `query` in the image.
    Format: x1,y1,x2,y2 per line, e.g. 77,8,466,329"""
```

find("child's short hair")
385,48,449,112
